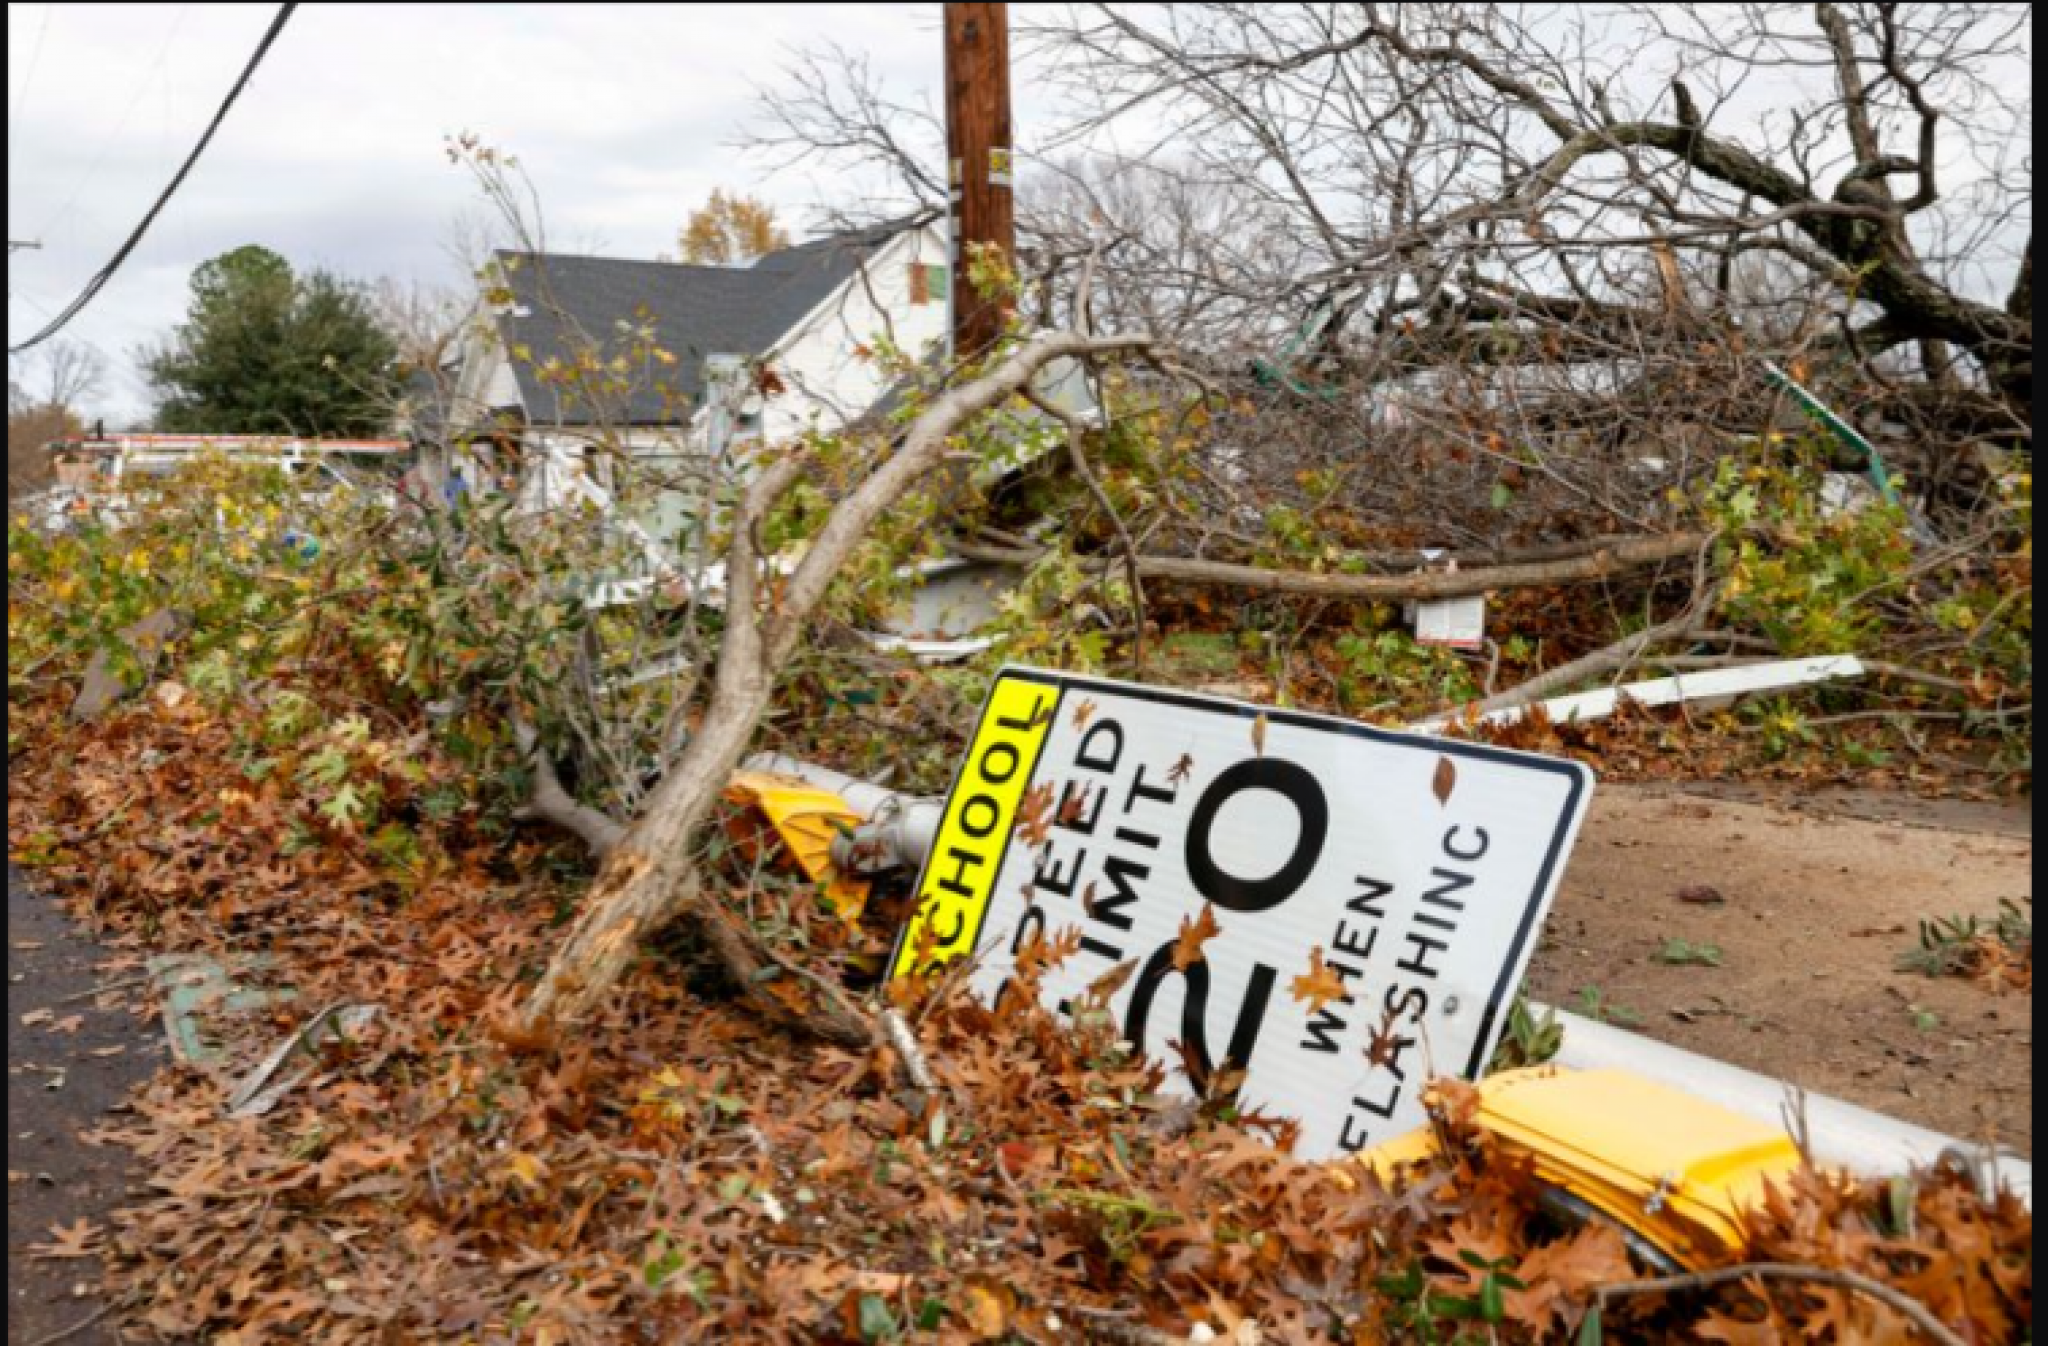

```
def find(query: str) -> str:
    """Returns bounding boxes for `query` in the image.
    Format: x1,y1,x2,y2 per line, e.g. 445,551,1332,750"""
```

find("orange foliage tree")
678,189,792,265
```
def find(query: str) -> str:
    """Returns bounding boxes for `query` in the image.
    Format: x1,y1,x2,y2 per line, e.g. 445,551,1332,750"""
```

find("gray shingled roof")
493,219,916,426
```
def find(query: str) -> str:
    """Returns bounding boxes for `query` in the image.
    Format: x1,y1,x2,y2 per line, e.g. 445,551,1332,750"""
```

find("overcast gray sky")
6,3,993,424
8,4,2029,427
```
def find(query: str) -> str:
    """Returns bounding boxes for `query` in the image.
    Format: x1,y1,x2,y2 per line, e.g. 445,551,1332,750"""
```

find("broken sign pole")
944,2,1015,363
1762,361,1901,508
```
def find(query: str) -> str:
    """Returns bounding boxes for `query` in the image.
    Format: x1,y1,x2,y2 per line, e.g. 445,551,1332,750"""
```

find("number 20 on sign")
892,668,1595,1161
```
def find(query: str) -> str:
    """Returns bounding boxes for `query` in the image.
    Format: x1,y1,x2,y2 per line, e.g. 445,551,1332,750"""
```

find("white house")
441,216,954,545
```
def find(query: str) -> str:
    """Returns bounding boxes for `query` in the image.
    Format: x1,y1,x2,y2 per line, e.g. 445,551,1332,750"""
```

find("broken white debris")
1412,655,1868,735
864,633,1000,664
225,1003,381,1119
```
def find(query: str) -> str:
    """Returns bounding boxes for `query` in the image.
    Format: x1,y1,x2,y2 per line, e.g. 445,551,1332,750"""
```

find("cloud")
7,2,968,424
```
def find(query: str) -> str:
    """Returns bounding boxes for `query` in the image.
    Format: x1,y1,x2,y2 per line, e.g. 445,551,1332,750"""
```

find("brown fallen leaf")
1172,904,1222,972
1085,959,1139,1003
1433,756,1459,806
1677,884,1728,905
19,1008,54,1028
1251,713,1270,758
30,1218,103,1260
1072,698,1099,730
1291,947,1349,1015
1016,783,1056,849
960,1277,1016,1337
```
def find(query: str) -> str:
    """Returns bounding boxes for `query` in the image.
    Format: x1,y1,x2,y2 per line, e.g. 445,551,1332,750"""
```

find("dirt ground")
1525,783,2033,1158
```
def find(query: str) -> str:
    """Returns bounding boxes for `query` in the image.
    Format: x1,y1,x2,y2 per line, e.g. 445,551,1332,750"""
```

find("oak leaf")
1016,783,1056,848
1290,947,1348,1014
1502,1226,1633,1333
30,1219,102,1260
1086,959,1139,1003
1695,1308,1793,1346
1173,904,1222,971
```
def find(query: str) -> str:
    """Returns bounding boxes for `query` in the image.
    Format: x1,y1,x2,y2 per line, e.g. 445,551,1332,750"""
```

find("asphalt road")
7,863,162,1346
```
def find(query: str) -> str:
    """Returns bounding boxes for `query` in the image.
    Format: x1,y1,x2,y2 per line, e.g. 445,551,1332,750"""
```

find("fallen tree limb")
1427,540,1722,724
522,327,1155,1030
881,1008,939,1093
512,742,876,1049
1443,604,1715,724
1591,1263,1968,1346
695,887,874,1049
512,721,626,859
1861,661,1978,697
1024,381,1151,669
952,532,1711,602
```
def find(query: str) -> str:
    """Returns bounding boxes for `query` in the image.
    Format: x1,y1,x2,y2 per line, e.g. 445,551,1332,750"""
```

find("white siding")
755,222,952,446
447,224,952,556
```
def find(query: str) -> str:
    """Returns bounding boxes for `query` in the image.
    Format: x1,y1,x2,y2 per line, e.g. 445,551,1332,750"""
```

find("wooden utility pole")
944,2,1015,363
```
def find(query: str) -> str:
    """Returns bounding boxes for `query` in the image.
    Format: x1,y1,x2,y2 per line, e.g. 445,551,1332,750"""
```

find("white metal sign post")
894,668,1595,1160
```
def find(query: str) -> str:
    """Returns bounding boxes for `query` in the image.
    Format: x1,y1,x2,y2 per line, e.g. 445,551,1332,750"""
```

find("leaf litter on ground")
4,678,2033,1344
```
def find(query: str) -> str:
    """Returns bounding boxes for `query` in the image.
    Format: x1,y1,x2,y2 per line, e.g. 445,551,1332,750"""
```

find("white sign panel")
893,668,1595,1160
1412,595,1488,650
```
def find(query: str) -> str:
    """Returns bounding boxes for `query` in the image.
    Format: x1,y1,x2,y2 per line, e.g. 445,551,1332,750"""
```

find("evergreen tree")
145,245,400,436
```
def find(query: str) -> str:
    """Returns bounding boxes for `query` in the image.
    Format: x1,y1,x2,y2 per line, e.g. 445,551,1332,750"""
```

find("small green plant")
1375,1255,1528,1340
856,1295,904,1343
642,1233,702,1297
1332,629,1480,716
1032,1188,1174,1268
1575,986,1643,1028
1655,938,1726,968
1702,451,1914,657
1488,996,1564,1072
1898,901,2032,983
1837,737,1895,770
1747,698,1820,761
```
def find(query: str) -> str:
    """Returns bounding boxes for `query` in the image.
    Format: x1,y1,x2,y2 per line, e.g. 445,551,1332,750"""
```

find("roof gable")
493,219,917,426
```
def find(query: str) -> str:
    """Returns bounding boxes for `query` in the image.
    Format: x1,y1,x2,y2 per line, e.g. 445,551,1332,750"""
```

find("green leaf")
1577,1307,1605,1346
321,782,367,829
857,1294,899,1343
1490,482,1515,511
301,744,351,788
1479,1273,1507,1322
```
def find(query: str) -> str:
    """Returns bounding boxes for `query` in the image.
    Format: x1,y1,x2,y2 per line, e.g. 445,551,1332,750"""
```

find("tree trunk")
521,329,1152,1030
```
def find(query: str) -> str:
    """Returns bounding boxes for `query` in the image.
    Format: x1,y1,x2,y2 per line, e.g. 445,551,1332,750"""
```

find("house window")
909,263,949,306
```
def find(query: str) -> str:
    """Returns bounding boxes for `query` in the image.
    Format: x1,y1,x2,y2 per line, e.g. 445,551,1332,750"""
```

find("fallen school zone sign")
893,668,1595,1160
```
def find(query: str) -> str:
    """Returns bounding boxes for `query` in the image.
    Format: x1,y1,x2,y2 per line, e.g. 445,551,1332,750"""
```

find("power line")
9,3,298,356
34,1,195,242
8,3,54,173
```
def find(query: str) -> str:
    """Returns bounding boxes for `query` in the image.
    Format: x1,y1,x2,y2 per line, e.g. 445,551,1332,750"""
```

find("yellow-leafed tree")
679,190,792,266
